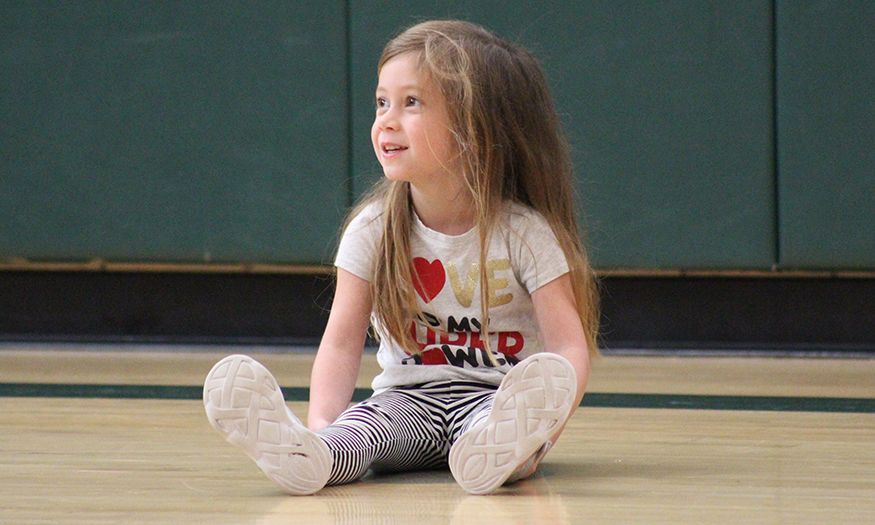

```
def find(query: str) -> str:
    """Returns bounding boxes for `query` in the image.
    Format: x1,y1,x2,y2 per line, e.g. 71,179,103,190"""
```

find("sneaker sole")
203,354,332,495
449,353,576,494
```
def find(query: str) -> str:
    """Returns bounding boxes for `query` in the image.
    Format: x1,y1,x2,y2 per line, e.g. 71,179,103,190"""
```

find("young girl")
204,20,599,495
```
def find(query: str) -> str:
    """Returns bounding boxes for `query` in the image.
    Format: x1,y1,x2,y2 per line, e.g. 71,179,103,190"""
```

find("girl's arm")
307,268,373,431
530,273,591,440
509,273,590,480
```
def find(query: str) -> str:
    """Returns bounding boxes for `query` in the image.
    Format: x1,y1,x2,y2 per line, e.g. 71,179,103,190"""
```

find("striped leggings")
316,381,497,485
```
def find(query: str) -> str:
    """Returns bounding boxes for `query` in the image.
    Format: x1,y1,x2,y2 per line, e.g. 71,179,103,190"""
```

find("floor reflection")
255,469,570,525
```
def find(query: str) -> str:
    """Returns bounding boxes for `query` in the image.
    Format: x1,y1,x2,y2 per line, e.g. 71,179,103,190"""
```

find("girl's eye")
406,96,418,106
376,97,388,109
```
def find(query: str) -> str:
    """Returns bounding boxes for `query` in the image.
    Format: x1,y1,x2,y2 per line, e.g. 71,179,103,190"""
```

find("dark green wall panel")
556,1,775,269
0,1,348,264
4,1,870,271
776,1,875,269
351,0,775,269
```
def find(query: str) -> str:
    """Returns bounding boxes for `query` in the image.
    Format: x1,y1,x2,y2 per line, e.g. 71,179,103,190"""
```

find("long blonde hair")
348,20,600,359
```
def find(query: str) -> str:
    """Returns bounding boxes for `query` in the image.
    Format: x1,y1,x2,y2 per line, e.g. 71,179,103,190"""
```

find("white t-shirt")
335,201,570,392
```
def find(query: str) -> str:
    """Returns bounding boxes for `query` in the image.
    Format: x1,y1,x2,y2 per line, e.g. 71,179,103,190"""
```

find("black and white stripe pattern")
317,381,497,486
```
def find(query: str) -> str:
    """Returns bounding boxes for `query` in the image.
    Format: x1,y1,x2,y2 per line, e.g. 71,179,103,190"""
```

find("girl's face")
371,54,459,189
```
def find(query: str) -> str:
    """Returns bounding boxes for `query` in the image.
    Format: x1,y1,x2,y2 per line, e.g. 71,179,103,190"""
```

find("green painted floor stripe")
580,393,875,413
0,383,204,400
1,383,873,413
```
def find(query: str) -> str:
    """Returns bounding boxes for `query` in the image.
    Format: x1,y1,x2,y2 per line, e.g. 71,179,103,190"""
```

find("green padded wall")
0,1,348,265
5,1,871,271
350,0,776,269
776,1,875,269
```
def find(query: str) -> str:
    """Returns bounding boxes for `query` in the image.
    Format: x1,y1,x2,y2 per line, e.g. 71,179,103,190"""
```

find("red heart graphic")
413,258,445,303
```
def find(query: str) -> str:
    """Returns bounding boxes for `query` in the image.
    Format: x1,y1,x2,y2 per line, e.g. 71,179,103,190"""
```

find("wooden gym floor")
1,345,873,524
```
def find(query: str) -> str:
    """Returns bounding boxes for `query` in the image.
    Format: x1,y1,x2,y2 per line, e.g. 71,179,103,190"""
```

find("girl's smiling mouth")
381,143,407,155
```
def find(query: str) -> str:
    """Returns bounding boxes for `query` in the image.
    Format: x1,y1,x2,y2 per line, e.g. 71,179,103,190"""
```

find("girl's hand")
506,440,553,484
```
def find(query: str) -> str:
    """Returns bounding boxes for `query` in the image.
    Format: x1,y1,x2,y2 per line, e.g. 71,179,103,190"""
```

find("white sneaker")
449,353,576,494
203,354,332,495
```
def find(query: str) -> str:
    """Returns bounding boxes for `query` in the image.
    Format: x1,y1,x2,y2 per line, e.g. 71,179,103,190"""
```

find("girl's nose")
377,107,400,131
